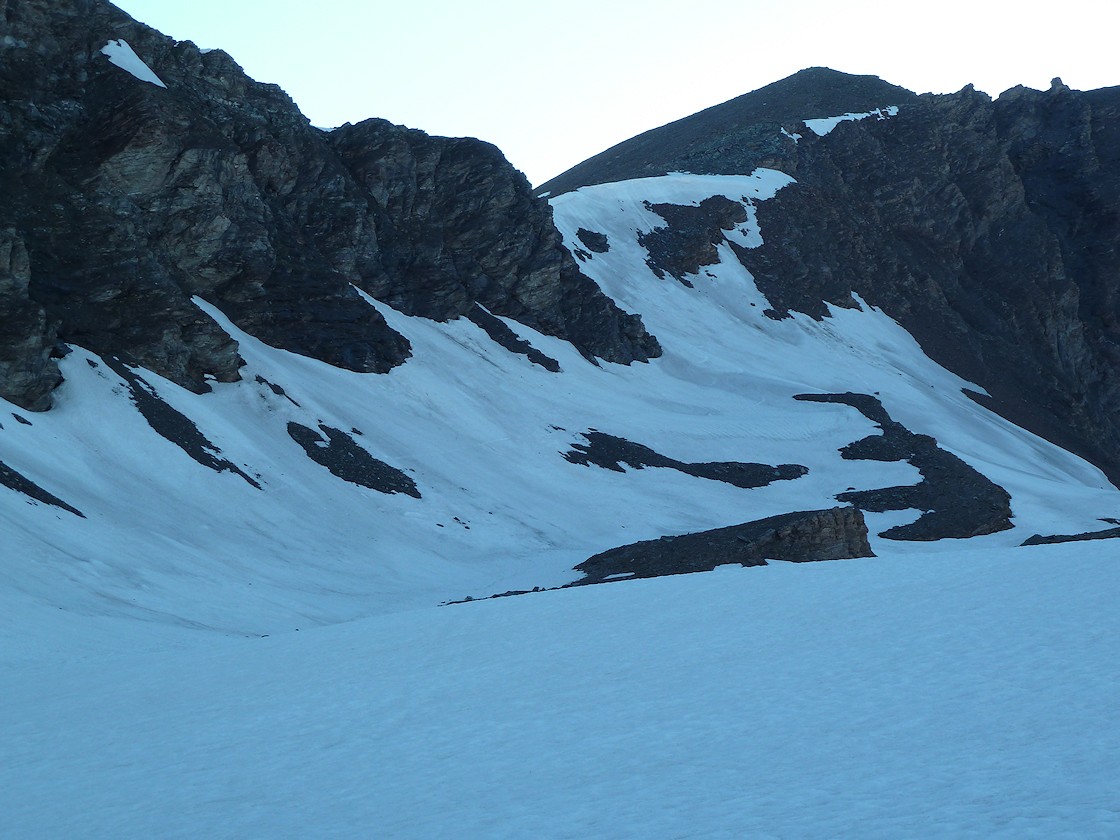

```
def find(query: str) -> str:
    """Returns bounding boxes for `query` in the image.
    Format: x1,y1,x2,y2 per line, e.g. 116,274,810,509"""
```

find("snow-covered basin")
2,172,1119,639
2,542,1117,838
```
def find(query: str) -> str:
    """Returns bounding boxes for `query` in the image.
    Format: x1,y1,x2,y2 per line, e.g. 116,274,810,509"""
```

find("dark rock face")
564,430,807,489
795,393,1013,540
639,196,748,284
544,67,1120,488
574,506,874,586
286,422,420,497
0,0,658,410
737,84,1120,486
329,120,658,365
0,228,59,410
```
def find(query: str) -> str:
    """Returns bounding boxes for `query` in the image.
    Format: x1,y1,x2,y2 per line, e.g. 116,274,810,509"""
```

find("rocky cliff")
574,506,875,586
540,68,1120,487
0,0,659,411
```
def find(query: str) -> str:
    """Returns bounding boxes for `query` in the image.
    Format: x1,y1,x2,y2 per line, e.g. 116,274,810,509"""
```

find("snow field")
2,543,1117,838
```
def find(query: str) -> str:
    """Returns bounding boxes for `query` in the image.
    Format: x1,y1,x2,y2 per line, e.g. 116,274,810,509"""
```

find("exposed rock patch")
104,357,260,488
286,422,419,497
574,507,874,586
1021,527,1120,546
564,430,807,489
254,375,301,407
0,460,85,517
638,196,748,284
575,228,610,254
795,393,1013,540
465,305,560,371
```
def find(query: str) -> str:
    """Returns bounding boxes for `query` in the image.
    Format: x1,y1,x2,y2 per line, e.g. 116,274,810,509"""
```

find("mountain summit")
537,67,919,195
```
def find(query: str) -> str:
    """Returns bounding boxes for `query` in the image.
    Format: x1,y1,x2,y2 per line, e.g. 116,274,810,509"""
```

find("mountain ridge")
543,70,1120,485
0,0,659,413
537,67,919,196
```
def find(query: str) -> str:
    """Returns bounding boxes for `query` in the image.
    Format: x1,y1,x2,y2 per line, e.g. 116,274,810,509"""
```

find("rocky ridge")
0,0,659,412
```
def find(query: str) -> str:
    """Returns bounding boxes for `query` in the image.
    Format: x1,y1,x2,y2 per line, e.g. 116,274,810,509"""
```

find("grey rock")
330,118,660,364
574,506,874,586
0,229,59,410
465,305,560,371
575,228,610,254
0,458,85,517
741,84,1120,485
639,196,749,284
537,68,918,196
104,357,260,488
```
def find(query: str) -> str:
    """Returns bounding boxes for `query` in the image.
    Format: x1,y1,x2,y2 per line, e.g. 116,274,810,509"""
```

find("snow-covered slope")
4,542,1119,838
3,170,1117,649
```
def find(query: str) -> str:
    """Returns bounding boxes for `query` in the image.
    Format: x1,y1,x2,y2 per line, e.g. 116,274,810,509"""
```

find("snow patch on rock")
804,105,899,136
100,39,167,88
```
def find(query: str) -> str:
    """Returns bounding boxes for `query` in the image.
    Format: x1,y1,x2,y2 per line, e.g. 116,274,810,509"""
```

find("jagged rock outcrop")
795,393,1013,540
639,196,749,285
286,422,420,497
574,506,874,585
0,0,658,411
330,120,659,364
0,228,58,410
542,68,1120,487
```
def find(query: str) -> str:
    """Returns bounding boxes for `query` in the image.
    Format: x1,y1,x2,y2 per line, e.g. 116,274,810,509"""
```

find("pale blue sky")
112,0,1118,186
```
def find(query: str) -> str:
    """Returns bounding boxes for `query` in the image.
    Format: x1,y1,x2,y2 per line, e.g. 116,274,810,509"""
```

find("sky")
112,0,1119,187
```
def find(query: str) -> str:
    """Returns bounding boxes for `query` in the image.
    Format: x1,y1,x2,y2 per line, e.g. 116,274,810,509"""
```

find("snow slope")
2,171,1118,647
3,542,1118,838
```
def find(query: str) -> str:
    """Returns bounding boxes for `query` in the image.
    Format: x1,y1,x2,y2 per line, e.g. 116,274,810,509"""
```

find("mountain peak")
537,68,917,196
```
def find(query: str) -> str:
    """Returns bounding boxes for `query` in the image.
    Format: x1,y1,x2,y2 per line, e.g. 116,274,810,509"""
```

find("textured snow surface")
804,105,899,136
100,39,167,88
3,544,1119,838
